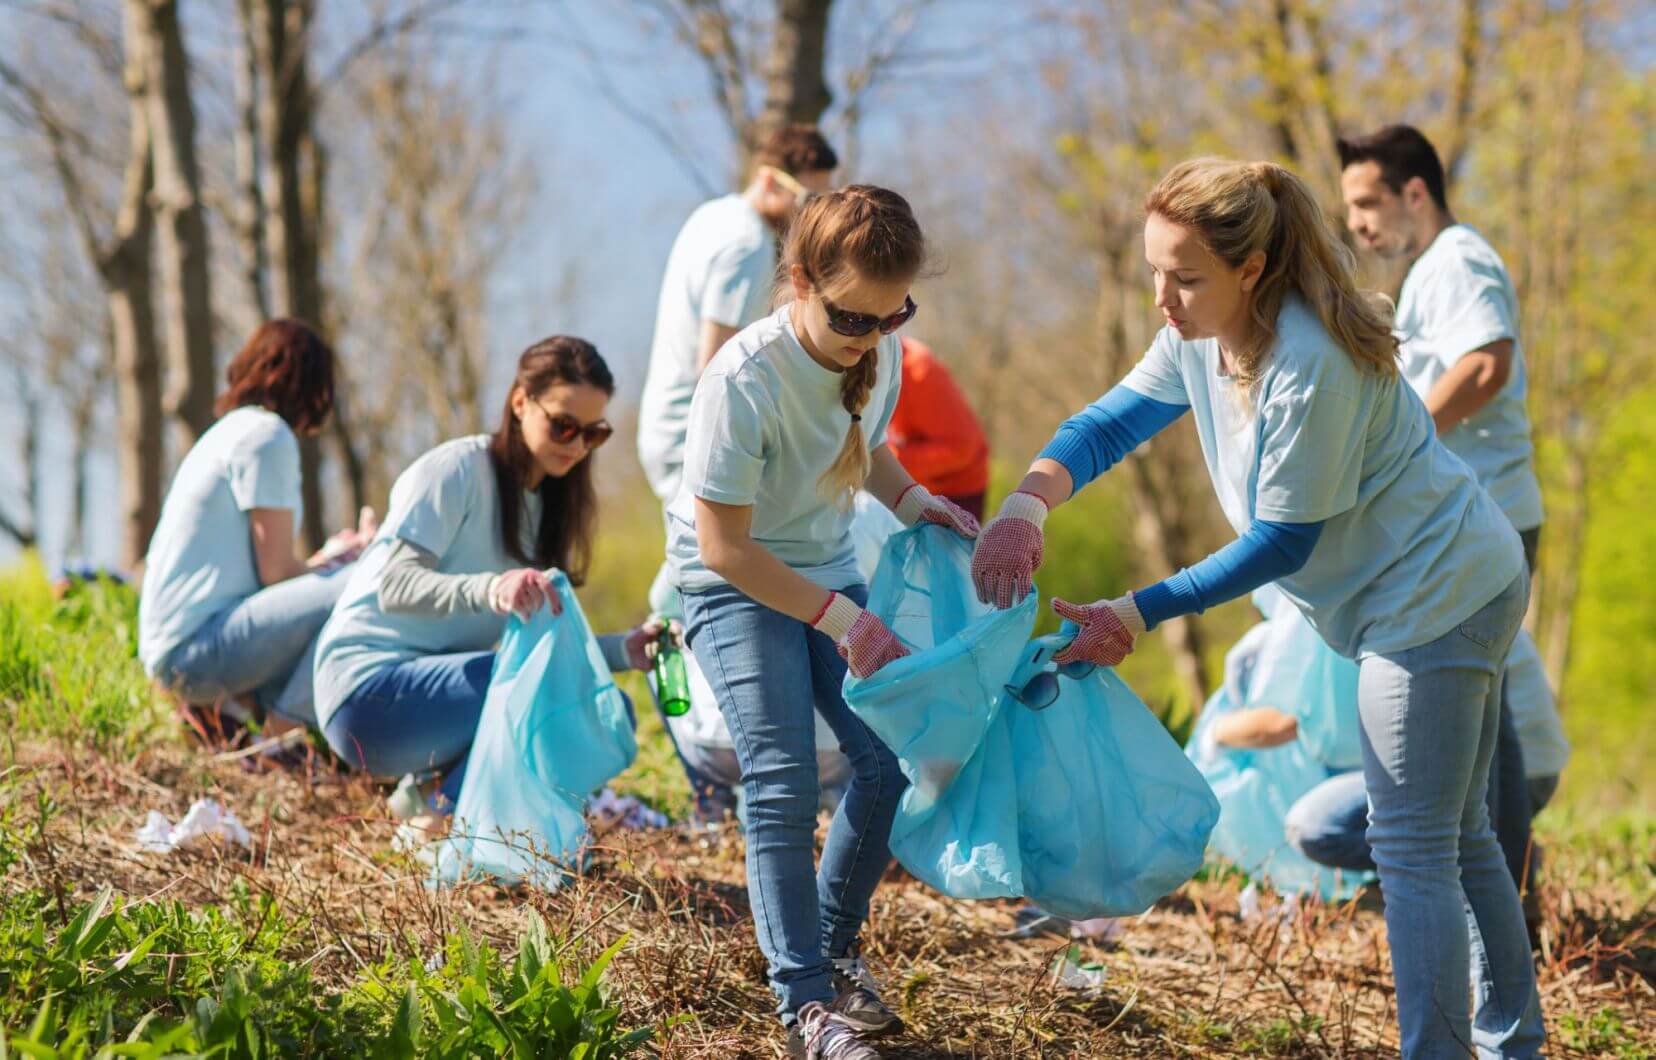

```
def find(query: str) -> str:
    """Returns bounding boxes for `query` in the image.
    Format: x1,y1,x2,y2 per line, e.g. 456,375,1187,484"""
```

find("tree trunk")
250,0,329,548
233,0,270,321
750,0,834,152
136,0,216,456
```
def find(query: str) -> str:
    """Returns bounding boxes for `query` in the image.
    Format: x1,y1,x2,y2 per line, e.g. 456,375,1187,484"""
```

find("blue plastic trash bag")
845,525,1220,919
1187,622,1374,901
433,571,636,888
1245,588,1362,771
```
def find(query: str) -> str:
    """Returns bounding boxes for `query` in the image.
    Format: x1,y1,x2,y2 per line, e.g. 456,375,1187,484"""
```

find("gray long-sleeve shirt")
376,540,631,672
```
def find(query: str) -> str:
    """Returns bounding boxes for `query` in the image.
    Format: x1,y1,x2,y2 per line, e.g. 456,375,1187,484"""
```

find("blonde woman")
973,159,1541,1058
668,186,977,1057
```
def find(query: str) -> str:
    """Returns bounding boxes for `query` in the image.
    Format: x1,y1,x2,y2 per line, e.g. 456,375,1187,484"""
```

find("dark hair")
752,122,838,177
488,336,614,582
1336,124,1449,212
215,318,336,432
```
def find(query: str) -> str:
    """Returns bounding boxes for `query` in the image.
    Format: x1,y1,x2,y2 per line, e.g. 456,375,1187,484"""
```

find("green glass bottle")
653,628,691,717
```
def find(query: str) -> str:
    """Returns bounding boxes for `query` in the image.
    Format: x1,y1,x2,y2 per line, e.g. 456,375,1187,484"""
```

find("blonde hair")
783,184,928,508
1144,158,1399,396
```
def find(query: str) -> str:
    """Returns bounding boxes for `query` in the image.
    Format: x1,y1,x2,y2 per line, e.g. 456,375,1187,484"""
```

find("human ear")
789,262,812,302
1240,250,1267,293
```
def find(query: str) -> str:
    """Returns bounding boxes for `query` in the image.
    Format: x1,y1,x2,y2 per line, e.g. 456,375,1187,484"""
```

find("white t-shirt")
637,194,777,502
312,436,540,725
1120,296,1523,658
138,407,303,673
1396,224,1543,532
666,304,903,593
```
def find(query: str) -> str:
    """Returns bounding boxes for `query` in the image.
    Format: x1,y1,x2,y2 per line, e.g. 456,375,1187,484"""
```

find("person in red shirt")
888,336,990,520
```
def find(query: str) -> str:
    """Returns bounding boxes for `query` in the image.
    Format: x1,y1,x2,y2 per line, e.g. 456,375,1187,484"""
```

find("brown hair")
752,122,838,177
487,336,615,582
783,184,927,508
215,318,336,433
1144,158,1399,397
1337,124,1449,212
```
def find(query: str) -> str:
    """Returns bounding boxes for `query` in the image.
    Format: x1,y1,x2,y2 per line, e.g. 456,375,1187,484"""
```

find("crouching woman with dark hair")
139,318,373,728
312,336,665,821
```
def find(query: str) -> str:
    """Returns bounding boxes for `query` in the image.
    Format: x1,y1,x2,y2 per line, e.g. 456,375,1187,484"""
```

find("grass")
1,558,1652,1057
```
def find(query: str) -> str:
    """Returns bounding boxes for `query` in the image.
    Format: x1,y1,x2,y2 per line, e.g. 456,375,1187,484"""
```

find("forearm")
377,540,498,616
1036,386,1188,494
705,536,835,624
1425,344,1511,434
864,445,918,511
1132,520,1323,630
596,633,630,673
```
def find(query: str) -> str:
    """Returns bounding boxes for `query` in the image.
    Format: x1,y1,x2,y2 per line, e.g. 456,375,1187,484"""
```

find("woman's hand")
811,592,909,679
1050,594,1146,667
893,483,980,540
622,617,681,671
489,568,561,619
971,492,1049,608
1212,707,1300,749
309,506,380,568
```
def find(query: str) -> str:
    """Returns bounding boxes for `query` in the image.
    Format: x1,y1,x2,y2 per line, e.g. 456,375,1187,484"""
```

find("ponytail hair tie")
851,414,862,422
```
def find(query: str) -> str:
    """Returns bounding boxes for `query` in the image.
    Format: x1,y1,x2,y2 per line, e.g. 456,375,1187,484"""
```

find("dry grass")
3,735,1651,1059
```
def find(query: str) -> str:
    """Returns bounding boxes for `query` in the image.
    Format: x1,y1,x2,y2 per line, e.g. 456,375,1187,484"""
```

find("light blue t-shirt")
1396,224,1543,532
1120,297,1523,658
637,194,778,502
312,436,540,726
138,407,303,674
666,304,902,593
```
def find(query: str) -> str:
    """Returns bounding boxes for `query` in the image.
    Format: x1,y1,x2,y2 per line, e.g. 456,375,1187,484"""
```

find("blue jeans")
1357,573,1543,1059
158,566,351,726
323,651,496,806
1286,770,1559,873
681,583,906,1022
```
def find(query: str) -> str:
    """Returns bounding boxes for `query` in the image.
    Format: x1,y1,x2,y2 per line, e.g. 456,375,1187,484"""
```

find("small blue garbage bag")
845,525,1220,919
433,571,636,888
1186,619,1374,901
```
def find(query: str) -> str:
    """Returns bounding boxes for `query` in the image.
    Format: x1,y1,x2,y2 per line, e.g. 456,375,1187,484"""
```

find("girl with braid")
665,186,977,1058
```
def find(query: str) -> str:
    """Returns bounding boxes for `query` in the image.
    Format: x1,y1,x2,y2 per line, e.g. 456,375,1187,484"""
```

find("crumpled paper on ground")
136,798,252,853
587,788,668,832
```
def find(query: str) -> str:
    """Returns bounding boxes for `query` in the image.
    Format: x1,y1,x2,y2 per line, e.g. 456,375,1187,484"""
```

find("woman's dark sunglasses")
536,403,613,448
822,295,918,338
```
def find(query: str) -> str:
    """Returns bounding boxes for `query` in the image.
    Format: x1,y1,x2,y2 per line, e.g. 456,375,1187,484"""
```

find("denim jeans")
323,651,496,806
681,582,906,1022
1357,573,1543,1059
1487,526,1543,892
157,566,351,726
1286,769,1559,873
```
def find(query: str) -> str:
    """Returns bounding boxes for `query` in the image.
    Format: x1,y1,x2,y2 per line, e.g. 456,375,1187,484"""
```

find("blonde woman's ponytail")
817,348,880,509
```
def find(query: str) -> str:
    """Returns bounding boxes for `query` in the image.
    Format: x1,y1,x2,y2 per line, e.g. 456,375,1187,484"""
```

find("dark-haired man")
1339,123,1548,902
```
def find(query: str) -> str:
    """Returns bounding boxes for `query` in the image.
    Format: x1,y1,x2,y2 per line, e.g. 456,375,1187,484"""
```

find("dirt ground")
5,740,1651,1058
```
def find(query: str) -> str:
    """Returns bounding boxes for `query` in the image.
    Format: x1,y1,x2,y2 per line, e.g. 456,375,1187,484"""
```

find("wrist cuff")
1113,592,1148,636
811,592,864,643
893,483,934,526
999,490,1049,528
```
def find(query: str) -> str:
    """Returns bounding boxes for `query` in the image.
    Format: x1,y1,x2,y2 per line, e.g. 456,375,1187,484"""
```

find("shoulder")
221,406,298,458
1417,225,1510,287
696,195,769,253
1265,299,1361,396
703,312,789,393
408,435,493,489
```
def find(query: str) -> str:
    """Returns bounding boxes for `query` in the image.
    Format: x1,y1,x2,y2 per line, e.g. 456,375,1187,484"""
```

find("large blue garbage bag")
1246,588,1362,771
844,525,1220,919
1186,620,1374,901
433,571,636,888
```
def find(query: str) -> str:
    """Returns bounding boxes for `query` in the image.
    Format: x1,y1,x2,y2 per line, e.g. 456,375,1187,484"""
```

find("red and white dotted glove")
971,491,1048,609
1051,594,1146,667
811,592,910,679
894,483,980,540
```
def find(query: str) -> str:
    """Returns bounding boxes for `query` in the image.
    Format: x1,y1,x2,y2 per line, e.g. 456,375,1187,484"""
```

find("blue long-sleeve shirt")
1037,386,1324,630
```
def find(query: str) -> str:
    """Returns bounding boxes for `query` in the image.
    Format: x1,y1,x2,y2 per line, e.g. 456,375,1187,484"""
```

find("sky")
0,0,1054,572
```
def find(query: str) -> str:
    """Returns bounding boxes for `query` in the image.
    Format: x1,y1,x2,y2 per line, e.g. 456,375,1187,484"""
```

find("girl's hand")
623,617,681,671
971,491,1048,608
1050,594,1146,667
309,506,380,567
894,483,980,540
1212,707,1300,749
811,592,909,679
489,568,561,618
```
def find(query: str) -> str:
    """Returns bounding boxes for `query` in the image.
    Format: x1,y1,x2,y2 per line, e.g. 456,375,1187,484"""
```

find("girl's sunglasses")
536,402,613,448
821,295,918,338
1004,622,1097,710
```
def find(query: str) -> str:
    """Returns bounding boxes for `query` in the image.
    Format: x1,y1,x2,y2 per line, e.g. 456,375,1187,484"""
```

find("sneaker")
786,1002,882,1059
829,950,902,1036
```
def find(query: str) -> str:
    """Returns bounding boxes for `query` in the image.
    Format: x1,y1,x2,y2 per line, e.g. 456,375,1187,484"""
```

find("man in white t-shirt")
636,124,839,506
1339,123,1549,900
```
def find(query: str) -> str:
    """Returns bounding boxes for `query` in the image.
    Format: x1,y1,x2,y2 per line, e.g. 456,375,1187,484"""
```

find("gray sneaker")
829,952,903,1036
786,1002,882,1059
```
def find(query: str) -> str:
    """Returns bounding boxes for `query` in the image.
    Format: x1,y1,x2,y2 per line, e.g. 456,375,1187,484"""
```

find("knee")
850,738,906,801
